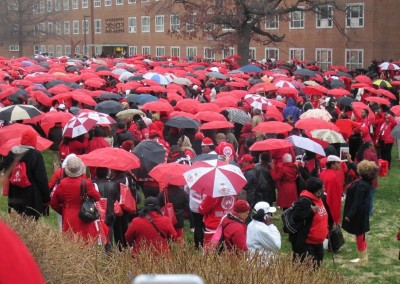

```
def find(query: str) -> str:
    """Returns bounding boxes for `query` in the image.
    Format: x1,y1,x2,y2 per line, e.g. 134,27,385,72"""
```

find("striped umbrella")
0,104,41,121
62,115,97,138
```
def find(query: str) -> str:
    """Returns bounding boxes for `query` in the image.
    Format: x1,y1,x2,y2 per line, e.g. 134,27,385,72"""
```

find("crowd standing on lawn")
0,55,399,269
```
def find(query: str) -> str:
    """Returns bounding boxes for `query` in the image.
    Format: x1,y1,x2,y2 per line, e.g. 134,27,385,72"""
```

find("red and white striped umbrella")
379,62,400,71
183,159,247,198
62,115,97,138
244,94,272,110
274,80,296,89
78,110,116,124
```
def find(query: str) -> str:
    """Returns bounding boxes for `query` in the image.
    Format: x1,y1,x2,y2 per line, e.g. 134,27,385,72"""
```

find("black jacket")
289,196,315,250
92,178,119,226
158,186,189,229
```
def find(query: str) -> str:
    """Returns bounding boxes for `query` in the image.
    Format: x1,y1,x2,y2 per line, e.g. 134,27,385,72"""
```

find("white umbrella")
310,129,346,144
285,135,326,156
300,109,332,122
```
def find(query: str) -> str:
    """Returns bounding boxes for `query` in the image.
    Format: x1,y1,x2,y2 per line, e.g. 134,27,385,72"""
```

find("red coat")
68,136,89,155
220,214,247,252
320,168,343,224
270,162,298,208
301,191,328,245
50,177,101,243
125,211,177,256
198,196,235,231
377,115,396,144
86,137,110,153
215,141,237,161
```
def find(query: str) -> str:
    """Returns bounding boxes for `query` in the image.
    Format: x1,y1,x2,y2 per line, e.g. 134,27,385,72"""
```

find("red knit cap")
233,200,251,213
20,129,37,147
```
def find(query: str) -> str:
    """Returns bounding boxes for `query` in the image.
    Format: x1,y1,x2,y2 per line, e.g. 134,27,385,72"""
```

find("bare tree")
148,0,346,65
0,0,64,57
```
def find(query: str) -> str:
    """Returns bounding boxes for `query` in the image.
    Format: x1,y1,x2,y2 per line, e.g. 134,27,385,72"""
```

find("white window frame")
40,45,46,53
82,0,88,8
104,0,112,6
315,48,332,71
316,5,333,29
346,3,364,28
155,46,165,57
186,13,196,32
265,15,279,30
289,48,305,61
56,45,63,57
116,0,123,5
187,47,197,58
55,22,62,35
95,46,103,56
9,45,19,52
94,19,102,33
65,45,71,56
48,45,54,57
48,22,54,33
39,23,46,35
170,46,180,57
249,47,256,60
128,0,136,4
74,45,80,55
290,8,305,29
265,48,279,61
345,49,364,70
64,21,70,34
47,0,53,12
142,46,150,55
155,15,164,32
222,47,234,59
170,15,180,32
73,20,79,34
141,16,150,32
63,0,69,10
39,0,45,13
128,17,137,33
94,0,101,7
72,0,78,9
128,46,138,56
34,45,40,54
82,19,89,34
55,0,61,11
204,47,215,61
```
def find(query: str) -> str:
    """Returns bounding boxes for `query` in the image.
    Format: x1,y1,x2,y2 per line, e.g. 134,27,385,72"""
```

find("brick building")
2,0,400,70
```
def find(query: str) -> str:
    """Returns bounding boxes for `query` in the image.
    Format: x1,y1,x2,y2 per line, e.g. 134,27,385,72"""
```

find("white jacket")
246,220,281,257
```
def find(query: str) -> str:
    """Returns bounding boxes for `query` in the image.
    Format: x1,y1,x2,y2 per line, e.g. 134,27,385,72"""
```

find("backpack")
281,197,313,234
10,161,31,188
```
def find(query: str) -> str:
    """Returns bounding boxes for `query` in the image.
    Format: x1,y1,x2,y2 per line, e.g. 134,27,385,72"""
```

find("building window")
34,45,40,54
73,20,79,34
204,47,215,61
8,3,18,10
155,15,164,32
48,45,54,56
104,0,112,6
64,21,70,34
204,13,214,32
187,47,197,58
265,48,279,60
316,5,333,28
39,0,45,13
82,0,88,8
56,45,63,57
116,0,123,5
290,8,304,29
47,0,53,12
316,48,332,70
170,46,180,57
128,17,137,33
186,13,196,32
142,46,150,55
142,0,149,2
156,46,165,57
55,22,62,35
95,46,103,56
82,19,89,34
289,48,304,61
249,47,256,60
128,0,136,4
128,46,137,56
41,45,46,53
65,45,71,55
9,45,19,52
94,19,102,33
72,0,78,9
141,16,150,32
222,47,234,59
74,45,80,55
222,23,233,31
48,22,53,33
170,15,180,32
94,0,101,7
265,15,279,29
39,23,45,34
55,0,61,11
63,0,69,10
345,49,363,69
346,3,364,28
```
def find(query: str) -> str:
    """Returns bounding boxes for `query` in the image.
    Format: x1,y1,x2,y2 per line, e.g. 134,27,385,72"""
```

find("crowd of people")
0,54,398,267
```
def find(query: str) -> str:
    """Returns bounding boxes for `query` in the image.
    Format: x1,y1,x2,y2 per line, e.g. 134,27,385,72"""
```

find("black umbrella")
249,78,264,85
95,100,124,115
69,106,81,115
65,65,83,72
335,71,352,78
391,126,400,139
132,140,167,180
97,92,122,100
185,73,198,78
330,79,345,89
8,89,29,103
95,65,109,71
63,82,81,89
294,69,316,77
337,96,355,107
127,75,143,81
45,80,67,89
190,154,238,166
165,116,201,129
0,104,41,121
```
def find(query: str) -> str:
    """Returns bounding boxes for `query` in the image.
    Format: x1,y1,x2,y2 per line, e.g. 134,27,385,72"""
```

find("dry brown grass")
3,212,345,284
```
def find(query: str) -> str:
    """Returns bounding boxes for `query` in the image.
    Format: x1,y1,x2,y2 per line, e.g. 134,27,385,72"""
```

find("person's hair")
252,209,267,222
96,167,109,178
216,133,226,141
357,160,379,181
93,126,104,137
117,119,126,130
260,152,271,164
306,177,323,193
355,141,373,162
326,161,337,169
362,108,369,115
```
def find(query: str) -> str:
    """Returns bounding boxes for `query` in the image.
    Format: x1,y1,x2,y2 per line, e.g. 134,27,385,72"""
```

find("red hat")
195,132,204,140
20,129,37,148
238,154,253,165
149,129,159,137
201,137,214,146
121,140,133,151
233,200,250,213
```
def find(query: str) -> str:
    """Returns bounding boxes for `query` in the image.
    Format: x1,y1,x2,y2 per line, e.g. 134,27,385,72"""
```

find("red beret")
238,154,253,165
233,200,250,213
121,140,133,151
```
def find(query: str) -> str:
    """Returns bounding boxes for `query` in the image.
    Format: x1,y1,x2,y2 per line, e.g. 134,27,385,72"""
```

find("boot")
350,249,368,263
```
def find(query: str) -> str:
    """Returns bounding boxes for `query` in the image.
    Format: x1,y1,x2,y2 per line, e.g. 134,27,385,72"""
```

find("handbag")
79,179,100,222
114,200,123,216
328,226,345,252
119,183,137,213
161,189,177,225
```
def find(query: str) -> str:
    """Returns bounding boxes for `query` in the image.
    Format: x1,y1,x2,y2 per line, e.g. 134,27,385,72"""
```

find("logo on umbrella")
221,196,235,210
218,182,230,196
187,175,194,183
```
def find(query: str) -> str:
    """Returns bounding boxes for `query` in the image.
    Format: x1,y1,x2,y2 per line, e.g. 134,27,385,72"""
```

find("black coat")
289,196,315,250
158,186,189,229
92,178,119,226
342,179,371,235
4,146,50,218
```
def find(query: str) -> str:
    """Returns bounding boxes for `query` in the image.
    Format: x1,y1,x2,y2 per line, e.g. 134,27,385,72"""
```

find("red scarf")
241,163,254,173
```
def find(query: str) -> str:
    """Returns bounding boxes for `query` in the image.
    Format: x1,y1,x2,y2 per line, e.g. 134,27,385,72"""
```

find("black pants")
113,212,129,251
292,242,324,268
381,142,393,168
192,211,204,250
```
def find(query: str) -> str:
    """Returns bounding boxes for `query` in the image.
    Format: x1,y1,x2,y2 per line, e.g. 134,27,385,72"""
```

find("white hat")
192,85,199,91
254,201,276,214
64,156,86,177
327,155,341,162
58,103,66,110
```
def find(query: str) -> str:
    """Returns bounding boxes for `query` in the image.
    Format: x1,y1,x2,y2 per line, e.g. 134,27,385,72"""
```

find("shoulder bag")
79,179,99,222
161,189,177,225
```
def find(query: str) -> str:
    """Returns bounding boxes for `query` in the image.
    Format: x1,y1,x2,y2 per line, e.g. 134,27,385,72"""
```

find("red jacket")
320,168,343,224
86,137,110,154
215,141,237,161
50,177,101,243
220,214,247,252
377,115,396,144
125,211,177,256
270,162,298,208
198,196,235,231
301,191,328,244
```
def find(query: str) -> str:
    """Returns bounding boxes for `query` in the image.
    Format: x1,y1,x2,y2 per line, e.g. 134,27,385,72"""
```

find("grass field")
1,149,399,283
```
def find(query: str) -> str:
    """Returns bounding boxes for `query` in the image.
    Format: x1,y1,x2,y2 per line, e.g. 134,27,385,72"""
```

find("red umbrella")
364,96,390,106
252,121,293,134
48,85,73,95
363,87,380,95
195,111,227,122
295,118,340,132
199,121,234,130
167,92,184,102
225,81,247,88
351,102,375,123
142,101,174,113
0,136,52,156
248,83,278,94
249,139,293,152
72,93,97,106
11,79,33,88
78,147,140,171
354,75,372,86
268,99,286,109
149,162,190,186
78,110,116,124
29,90,52,107
196,103,221,112
264,105,284,121
84,78,106,88
169,111,197,120
62,115,98,138
378,89,396,100
277,87,299,96
351,83,370,89
335,119,360,138
183,159,247,197
327,88,350,97
390,105,400,116
214,96,238,108
40,111,74,135
302,86,328,96
176,99,200,113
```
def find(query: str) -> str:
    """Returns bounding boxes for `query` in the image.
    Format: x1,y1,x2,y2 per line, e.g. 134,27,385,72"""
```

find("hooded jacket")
283,98,301,122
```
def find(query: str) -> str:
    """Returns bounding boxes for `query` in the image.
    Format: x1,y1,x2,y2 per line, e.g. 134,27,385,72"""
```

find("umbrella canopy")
299,109,332,121
95,100,124,115
40,111,74,135
252,121,293,134
379,62,400,71
249,138,293,152
244,94,272,110
373,79,392,88
285,135,326,156
364,96,391,106
295,118,340,132
142,72,171,85
149,162,190,186
226,108,251,125
164,116,201,129
351,102,375,123
206,72,227,79
239,65,263,73
126,94,158,104
390,105,400,116
199,121,234,130
294,69,316,77
62,115,98,138
390,126,400,139
310,129,346,144
141,101,174,113
183,159,247,198
337,96,355,106
132,140,168,181
116,109,145,119
97,92,122,100
0,105,41,121
78,147,140,171
78,110,116,125
195,111,226,122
